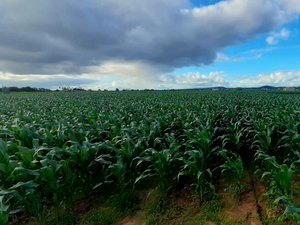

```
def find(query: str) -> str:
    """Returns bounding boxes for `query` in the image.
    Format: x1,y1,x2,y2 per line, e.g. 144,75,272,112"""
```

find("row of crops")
0,91,300,224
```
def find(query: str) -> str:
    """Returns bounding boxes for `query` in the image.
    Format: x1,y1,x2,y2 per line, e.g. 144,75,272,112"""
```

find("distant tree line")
2,85,300,93
1,86,156,93
1,86,51,93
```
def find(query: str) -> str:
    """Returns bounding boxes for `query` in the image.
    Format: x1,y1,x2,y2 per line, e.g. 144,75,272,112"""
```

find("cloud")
0,61,166,90
231,71,300,87
266,28,290,45
82,60,166,90
159,72,227,89
0,72,97,89
2,68,300,90
0,0,299,75
216,52,261,62
1,67,228,90
161,71,300,89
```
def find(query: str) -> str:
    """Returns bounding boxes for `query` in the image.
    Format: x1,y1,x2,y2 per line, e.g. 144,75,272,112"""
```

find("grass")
192,200,224,225
109,191,140,212
24,190,139,225
79,207,120,225
144,193,225,225
78,190,140,225
27,210,78,225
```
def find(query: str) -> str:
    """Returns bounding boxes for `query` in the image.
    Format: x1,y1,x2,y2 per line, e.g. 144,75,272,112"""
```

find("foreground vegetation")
0,90,300,224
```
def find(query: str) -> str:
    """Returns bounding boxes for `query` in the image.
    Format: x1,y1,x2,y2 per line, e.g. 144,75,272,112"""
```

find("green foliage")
1,90,300,222
178,128,217,200
179,149,216,200
220,150,245,198
109,191,140,212
79,207,120,225
255,150,298,216
0,196,9,225
256,151,293,197
135,148,180,193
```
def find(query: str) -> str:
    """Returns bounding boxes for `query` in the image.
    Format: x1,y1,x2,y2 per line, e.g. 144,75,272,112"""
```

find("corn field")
0,90,300,224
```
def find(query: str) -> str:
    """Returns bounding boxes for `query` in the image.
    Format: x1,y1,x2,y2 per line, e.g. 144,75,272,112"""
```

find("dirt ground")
21,175,300,225
218,175,266,225
120,214,145,225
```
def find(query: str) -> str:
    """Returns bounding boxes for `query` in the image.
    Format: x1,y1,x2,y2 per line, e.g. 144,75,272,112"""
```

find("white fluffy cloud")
82,61,166,90
160,71,300,89
0,61,166,90
159,72,227,89
266,28,290,45
1,69,300,90
216,52,261,62
0,72,96,89
232,71,300,87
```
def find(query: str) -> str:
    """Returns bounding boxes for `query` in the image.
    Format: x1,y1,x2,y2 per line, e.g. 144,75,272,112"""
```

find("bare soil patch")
74,197,100,218
154,190,202,225
120,213,145,225
218,175,266,225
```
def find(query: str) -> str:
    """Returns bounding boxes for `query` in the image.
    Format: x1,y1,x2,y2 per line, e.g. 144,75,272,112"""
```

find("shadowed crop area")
0,90,300,225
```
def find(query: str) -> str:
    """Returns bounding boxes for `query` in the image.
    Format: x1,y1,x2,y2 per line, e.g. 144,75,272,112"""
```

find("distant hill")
185,85,299,92
258,85,278,90
1,85,300,92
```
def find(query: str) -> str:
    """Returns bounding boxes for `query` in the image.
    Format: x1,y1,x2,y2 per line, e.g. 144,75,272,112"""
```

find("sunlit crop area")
0,91,300,225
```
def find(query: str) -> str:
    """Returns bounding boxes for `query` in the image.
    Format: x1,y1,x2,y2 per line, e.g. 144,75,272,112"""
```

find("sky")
0,0,300,90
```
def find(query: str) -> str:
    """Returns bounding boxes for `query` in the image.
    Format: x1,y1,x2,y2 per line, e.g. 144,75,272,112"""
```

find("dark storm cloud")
0,0,298,74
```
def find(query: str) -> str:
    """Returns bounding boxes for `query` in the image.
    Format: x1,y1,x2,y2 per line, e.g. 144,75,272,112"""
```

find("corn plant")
219,149,245,199
179,149,215,200
0,196,9,225
135,148,180,193
0,180,43,222
106,157,127,191
0,141,16,187
255,149,296,214
1,90,300,222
